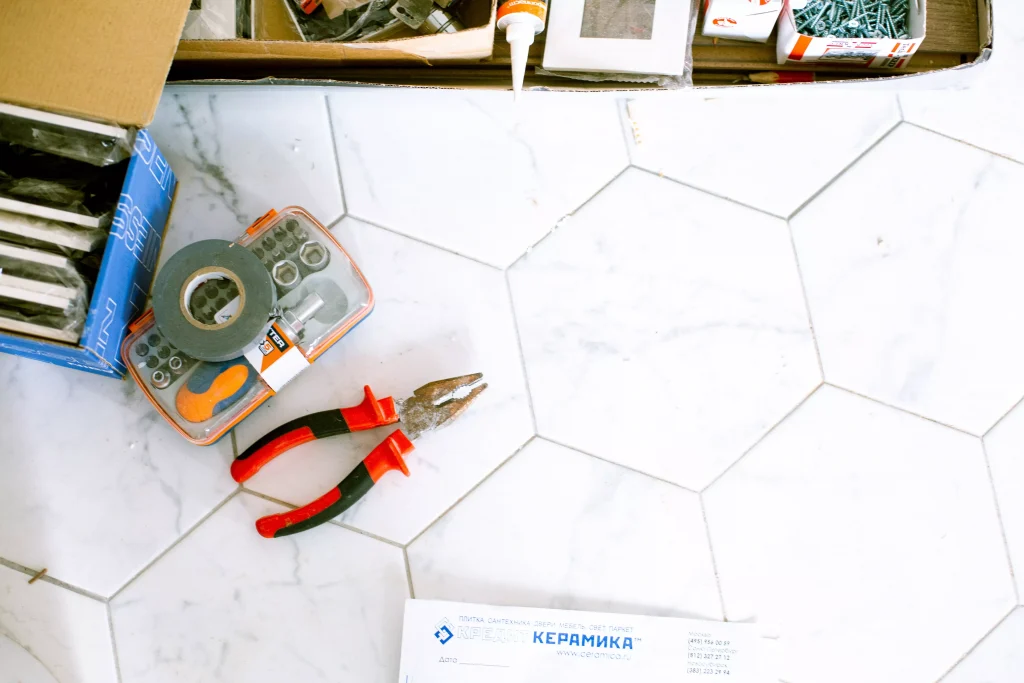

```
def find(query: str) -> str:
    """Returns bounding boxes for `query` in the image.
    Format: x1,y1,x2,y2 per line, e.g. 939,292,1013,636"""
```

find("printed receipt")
398,599,772,682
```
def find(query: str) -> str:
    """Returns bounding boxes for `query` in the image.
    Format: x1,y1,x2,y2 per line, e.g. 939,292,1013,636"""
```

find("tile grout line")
786,118,903,221
630,165,788,222
0,557,106,603
935,605,1017,682
824,383,981,439
903,121,1024,170
895,93,906,122
504,269,539,435
614,98,638,166
346,213,504,271
403,547,417,599
107,603,125,683
506,165,632,272
241,488,405,549
784,218,826,381
323,94,350,218
980,441,1021,605
539,435,701,496
702,383,824,494
107,489,241,604
982,392,1024,439
230,430,239,459
699,495,728,622
403,435,536,550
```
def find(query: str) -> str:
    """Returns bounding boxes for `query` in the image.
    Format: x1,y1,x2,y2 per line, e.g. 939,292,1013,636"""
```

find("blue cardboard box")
0,130,177,378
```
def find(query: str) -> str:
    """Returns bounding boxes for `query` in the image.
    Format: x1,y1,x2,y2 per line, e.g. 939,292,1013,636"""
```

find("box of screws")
776,0,925,68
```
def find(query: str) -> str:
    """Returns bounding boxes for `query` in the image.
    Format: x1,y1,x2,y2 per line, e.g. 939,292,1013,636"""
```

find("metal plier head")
397,372,487,440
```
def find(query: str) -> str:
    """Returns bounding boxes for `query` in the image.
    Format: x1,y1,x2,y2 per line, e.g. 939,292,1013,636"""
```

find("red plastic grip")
255,487,341,538
231,427,315,483
340,385,398,431
364,429,414,482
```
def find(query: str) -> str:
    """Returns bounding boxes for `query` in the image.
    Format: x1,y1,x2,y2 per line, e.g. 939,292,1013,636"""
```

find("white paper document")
399,599,772,682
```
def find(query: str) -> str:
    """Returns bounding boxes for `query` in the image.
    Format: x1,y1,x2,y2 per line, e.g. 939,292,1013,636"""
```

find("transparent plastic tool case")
122,207,373,445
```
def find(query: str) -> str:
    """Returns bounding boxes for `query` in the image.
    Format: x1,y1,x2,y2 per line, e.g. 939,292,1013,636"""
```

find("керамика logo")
434,619,454,645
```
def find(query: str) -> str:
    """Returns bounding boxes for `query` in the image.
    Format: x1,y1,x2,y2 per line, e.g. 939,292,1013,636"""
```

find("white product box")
398,599,775,682
703,0,784,43
542,0,693,76
777,0,926,67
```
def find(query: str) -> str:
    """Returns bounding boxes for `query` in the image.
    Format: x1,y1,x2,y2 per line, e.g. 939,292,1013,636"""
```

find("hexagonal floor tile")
704,386,1016,683
628,92,899,217
982,399,1024,599
110,493,409,683
791,124,1024,435
149,87,344,265
943,609,1024,683
508,168,820,490
408,438,722,619
328,89,628,268
0,564,116,683
900,1,1024,164
233,217,533,544
0,356,236,598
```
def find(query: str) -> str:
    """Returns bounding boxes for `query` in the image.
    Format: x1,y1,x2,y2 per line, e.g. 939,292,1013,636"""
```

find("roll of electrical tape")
152,239,276,362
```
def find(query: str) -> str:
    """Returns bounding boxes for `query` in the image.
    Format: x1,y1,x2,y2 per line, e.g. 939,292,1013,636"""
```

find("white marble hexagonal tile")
791,124,1024,436
0,356,236,598
0,564,116,683
982,399,1024,599
408,438,722,619
110,493,409,683
943,609,1024,683
900,1,1024,164
149,87,345,265
233,217,532,544
508,168,820,491
627,92,899,217
328,89,628,268
704,386,1016,683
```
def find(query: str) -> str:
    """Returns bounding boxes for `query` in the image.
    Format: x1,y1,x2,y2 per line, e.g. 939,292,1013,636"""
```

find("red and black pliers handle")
231,385,414,538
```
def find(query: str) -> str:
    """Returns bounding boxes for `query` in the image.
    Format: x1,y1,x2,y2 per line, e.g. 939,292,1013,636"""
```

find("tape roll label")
180,267,246,330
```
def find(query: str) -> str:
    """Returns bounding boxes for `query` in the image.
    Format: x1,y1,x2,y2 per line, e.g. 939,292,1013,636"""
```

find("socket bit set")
122,206,374,445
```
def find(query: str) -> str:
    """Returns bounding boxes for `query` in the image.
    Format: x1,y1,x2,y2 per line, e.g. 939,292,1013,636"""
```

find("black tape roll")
152,239,277,362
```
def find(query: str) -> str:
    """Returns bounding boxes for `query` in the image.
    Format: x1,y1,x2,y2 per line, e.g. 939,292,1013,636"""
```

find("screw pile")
794,0,911,39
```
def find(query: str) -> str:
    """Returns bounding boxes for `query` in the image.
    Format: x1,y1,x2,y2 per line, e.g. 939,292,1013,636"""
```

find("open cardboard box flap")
0,0,192,127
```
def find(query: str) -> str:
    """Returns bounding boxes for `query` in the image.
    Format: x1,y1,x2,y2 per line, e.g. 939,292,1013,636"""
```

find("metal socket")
272,259,302,295
298,240,330,274
151,369,170,390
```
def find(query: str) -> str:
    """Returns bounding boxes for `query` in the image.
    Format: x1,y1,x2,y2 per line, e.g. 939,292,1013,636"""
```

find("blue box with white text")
0,129,176,378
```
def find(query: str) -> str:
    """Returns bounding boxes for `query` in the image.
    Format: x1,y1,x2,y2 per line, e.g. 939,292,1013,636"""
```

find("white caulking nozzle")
505,19,537,101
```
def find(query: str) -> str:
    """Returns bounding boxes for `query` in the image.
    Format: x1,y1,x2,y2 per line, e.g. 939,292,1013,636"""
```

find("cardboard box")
777,0,926,68
175,0,497,65
703,0,784,43
170,0,990,90
0,1,190,377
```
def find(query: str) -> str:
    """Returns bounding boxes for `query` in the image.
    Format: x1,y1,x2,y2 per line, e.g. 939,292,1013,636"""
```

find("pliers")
232,373,487,538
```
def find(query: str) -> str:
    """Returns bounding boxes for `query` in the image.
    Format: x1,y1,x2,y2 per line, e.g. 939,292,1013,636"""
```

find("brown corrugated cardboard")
171,0,991,90
178,0,497,65
0,0,192,127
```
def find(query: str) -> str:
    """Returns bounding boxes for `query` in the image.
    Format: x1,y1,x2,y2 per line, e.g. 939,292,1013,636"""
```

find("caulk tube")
497,0,547,99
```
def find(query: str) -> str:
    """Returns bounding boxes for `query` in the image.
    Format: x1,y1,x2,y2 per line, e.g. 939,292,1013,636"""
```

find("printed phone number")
687,667,731,675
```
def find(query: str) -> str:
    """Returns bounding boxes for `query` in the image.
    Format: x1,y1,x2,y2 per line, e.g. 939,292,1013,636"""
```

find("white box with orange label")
703,0,784,43
777,0,926,68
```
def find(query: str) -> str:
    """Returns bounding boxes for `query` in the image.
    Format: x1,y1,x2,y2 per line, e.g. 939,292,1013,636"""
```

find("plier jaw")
397,372,488,441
